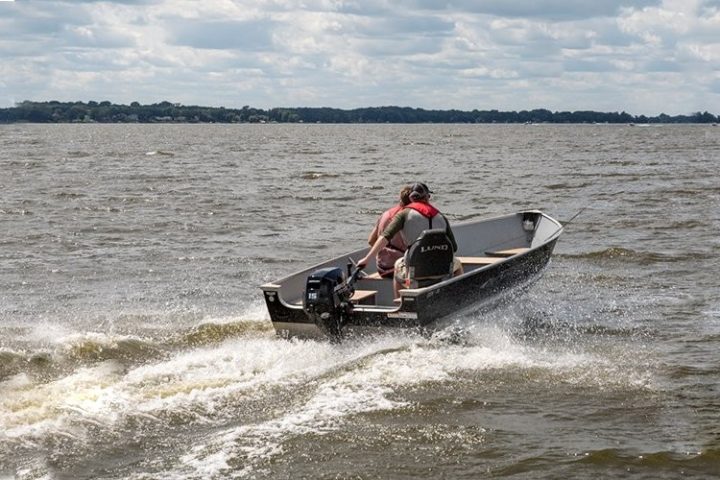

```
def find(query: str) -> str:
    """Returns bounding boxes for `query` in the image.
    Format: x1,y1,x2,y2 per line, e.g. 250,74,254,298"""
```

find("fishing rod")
562,189,625,227
563,205,589,226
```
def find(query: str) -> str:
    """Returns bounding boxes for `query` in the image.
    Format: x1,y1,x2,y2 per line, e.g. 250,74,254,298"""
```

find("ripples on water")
1,124,719,479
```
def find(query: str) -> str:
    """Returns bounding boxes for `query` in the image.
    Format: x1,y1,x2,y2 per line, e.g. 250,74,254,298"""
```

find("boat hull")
262,211,562,339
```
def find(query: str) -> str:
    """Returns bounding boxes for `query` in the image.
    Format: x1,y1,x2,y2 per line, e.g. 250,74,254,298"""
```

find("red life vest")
405,202,439,218
384,204,404,221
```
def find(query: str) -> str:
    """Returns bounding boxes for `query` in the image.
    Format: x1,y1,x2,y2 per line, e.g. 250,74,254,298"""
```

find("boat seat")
457,256,504,265
404,229,454,288
351,289,377,305
363,272,385,280
485,247,530,257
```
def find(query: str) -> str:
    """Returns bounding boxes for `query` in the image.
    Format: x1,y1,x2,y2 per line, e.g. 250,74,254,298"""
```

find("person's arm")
368,219,380,246
359,210,407,267
358,236,388,268
443,215,458,252
381,209,406,240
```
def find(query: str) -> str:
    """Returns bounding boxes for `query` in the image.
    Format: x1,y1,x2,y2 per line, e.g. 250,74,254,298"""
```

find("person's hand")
356,256,369,269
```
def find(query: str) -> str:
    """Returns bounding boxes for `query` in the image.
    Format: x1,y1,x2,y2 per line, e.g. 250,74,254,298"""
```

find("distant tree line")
1,100,718,124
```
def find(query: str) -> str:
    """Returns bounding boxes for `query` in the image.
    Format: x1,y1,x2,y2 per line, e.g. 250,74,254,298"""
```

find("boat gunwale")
261,210,563,313
385,211,564,301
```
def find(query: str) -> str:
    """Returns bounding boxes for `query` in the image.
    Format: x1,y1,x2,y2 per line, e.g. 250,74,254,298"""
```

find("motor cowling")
303,267,354,337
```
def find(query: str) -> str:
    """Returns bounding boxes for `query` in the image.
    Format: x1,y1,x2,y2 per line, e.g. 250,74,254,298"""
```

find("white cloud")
0,0,718,114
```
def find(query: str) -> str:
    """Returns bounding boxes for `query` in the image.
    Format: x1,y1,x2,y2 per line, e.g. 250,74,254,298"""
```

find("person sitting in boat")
358,182,463,297
367,185,412,278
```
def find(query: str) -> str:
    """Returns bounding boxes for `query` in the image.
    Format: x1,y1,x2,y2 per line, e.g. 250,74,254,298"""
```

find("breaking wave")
1,311,656,479
0,316,274,382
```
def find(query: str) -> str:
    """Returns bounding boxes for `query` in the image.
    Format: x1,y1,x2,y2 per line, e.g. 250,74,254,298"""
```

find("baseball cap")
409,182,433,201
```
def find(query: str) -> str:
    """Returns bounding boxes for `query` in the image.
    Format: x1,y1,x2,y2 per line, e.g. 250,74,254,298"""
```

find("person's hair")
399,186,412,206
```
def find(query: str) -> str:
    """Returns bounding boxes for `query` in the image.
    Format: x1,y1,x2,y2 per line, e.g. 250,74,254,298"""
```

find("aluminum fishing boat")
261,210,563,339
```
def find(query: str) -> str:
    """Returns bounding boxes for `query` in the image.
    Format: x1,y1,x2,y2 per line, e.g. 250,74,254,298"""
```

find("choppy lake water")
1,123,719,479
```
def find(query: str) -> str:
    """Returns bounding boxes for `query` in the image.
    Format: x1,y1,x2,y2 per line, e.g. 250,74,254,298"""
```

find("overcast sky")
1,0,719,115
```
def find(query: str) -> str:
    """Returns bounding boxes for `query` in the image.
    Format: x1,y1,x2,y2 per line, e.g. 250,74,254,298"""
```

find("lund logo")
420,245,449,252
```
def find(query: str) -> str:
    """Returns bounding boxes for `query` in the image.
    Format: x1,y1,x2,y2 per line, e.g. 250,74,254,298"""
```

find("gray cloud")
1,16,68,37
348,14,455,56
0,5,93,37
356,36,446,57
644,59,683,72
588,22,641,47
356,15,455,36
700,0,720,8
64,27,137,49
168,19,276,50
407,0,661,20
710,78,720,94
564,59,622,73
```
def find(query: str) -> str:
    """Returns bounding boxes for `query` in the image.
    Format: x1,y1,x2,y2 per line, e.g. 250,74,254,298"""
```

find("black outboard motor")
303,267,355,337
